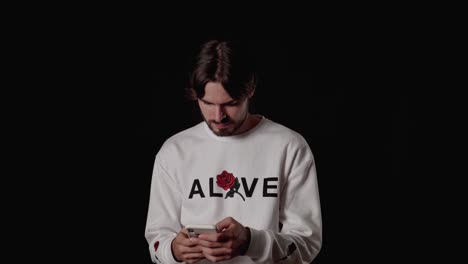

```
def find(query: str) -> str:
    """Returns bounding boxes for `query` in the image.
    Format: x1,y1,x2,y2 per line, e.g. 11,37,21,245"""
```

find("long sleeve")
245,141,322,263
145,155,183,264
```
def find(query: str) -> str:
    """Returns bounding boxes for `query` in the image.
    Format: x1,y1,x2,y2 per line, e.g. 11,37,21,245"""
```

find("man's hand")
171,228,205,264
195,217,251,262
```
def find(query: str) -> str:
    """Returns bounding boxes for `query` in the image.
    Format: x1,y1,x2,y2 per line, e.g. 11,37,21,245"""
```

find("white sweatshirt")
145,116,322,263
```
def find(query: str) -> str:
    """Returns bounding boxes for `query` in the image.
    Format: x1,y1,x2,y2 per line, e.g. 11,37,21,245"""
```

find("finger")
181,228,190,237
216,216,236,231
183,252,205,259
217,225,242,240
202,246,233,257
185,257,205,264
195,238,223,248
179,245,204,253
203,252,231,263
176,236,200,247
198,232,228,242
175,230,189,240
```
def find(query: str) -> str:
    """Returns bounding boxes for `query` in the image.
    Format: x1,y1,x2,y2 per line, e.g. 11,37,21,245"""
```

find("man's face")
198,82,251,137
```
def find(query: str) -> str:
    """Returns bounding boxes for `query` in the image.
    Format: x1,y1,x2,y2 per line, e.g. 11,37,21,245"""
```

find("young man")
145,40,322,263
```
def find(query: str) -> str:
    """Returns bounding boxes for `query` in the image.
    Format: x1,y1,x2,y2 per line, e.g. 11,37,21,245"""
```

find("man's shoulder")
262,118,308,146
153,122,205,166
157,123,202,156
164,122,204,145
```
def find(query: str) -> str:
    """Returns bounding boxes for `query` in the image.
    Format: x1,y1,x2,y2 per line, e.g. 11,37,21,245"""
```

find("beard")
205,112,249,137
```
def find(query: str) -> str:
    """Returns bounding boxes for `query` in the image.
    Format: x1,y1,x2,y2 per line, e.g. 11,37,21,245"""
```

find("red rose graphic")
153,241,160,261
216,170,245,201
154,241,159,252
216,170,235,190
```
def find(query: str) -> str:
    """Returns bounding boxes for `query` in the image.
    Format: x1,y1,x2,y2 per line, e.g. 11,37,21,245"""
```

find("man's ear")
248,88,255,98
248,75,256,98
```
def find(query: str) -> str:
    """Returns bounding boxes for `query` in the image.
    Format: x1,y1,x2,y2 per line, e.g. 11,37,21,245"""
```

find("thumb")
216,217,236,232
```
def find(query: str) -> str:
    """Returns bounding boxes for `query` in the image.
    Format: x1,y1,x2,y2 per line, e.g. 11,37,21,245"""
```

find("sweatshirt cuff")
244,227,267,260
150,236,179,264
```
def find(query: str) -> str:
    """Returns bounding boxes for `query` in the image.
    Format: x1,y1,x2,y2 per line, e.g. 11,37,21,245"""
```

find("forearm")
145,156,183,263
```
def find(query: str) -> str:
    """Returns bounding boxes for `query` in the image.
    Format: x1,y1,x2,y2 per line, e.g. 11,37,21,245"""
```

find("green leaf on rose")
225,189,234,199
234,178,240,190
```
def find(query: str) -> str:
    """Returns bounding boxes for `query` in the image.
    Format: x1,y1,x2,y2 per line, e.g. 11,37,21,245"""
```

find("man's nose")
214,105,226,122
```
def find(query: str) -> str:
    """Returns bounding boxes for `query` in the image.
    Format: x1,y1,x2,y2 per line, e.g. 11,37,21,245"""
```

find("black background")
23,18,409,263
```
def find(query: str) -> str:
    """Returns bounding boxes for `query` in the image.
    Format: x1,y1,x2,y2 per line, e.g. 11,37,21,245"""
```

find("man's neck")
234,114,262,135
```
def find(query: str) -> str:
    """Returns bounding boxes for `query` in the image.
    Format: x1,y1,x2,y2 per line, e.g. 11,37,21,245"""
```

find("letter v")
241,178,258,198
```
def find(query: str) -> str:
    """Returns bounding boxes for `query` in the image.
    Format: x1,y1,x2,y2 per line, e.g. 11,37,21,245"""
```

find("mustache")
211,116,231,124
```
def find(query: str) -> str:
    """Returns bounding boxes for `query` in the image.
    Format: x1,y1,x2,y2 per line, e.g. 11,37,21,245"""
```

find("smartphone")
185,224,218,238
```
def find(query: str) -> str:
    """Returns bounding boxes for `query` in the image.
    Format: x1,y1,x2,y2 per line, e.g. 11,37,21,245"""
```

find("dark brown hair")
187,40,257,101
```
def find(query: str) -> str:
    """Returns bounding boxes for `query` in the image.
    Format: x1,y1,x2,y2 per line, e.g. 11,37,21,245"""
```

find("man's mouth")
213,122,232,129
